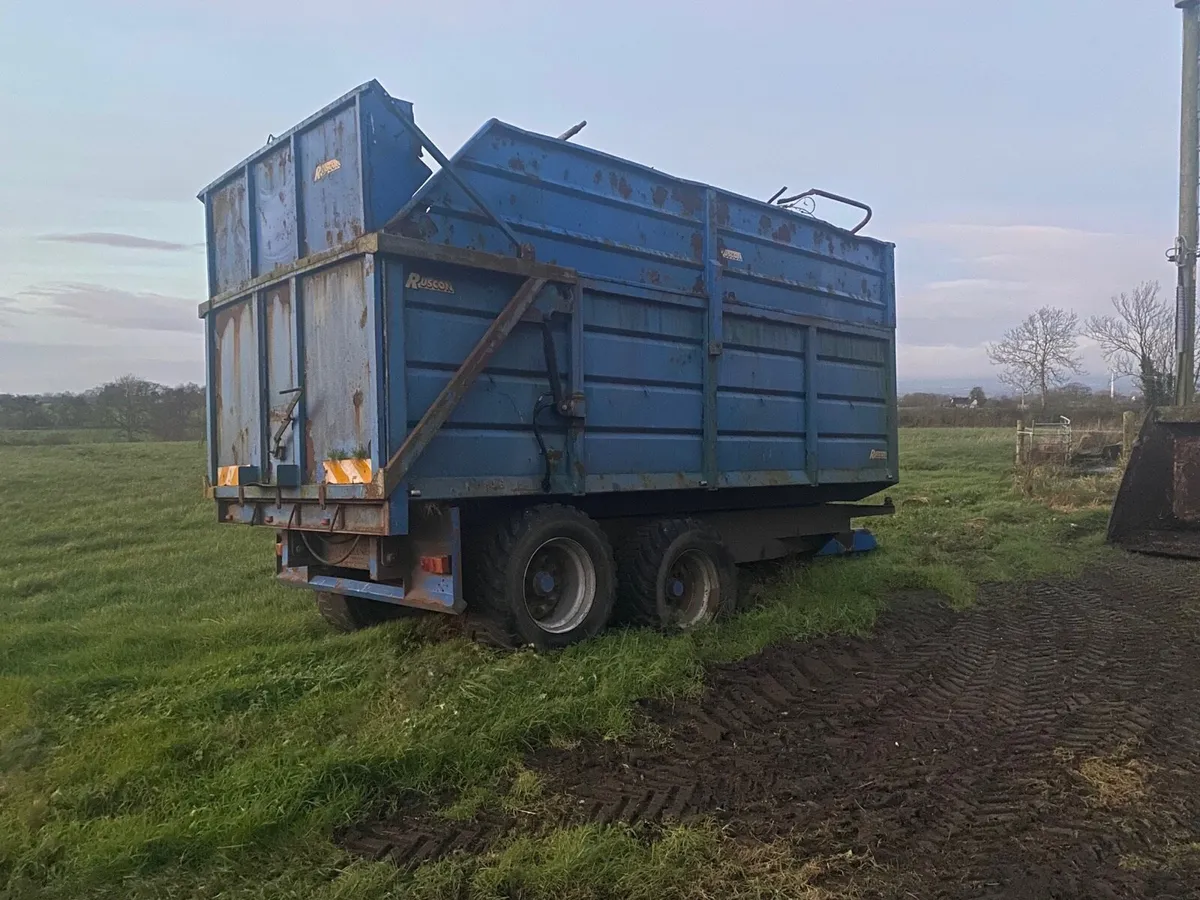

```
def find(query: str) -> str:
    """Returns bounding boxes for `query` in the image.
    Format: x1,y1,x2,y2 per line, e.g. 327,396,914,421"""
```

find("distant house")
946,396,980,409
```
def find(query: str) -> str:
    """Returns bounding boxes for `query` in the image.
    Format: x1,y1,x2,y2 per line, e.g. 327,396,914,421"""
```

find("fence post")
1122,410,1137,459
1016,419,1026,466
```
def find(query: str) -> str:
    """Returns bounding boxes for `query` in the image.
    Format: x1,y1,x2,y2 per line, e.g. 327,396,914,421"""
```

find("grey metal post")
1175,1,1200,406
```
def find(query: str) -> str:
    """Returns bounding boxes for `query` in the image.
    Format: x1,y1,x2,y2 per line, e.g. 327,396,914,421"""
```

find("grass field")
0,429,123,447
0,430,1119,899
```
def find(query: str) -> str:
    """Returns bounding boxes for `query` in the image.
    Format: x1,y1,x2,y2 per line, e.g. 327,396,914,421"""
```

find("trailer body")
199,81,898,624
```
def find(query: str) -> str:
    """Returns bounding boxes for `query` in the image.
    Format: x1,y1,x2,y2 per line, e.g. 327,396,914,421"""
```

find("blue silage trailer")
199,81,898,649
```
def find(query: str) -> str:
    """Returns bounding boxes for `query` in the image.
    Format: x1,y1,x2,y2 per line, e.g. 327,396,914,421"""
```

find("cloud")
921,278,1026,293
38,232,195,252
0,339,203,394
894,221,1166,376
0,294,32,316
5,283,201,334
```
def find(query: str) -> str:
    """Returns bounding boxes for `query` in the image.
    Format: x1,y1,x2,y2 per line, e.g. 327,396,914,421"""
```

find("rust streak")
305,420,316,476
352,390,364,442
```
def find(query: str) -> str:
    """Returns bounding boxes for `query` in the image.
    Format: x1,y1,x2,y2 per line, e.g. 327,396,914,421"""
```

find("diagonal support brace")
382,276,549,497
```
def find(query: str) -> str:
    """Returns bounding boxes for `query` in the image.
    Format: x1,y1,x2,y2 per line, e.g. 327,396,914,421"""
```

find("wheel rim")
522,537,596,634
664,549,719,628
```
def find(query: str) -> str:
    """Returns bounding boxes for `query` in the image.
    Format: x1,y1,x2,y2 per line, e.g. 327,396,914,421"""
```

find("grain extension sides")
198,80,898,648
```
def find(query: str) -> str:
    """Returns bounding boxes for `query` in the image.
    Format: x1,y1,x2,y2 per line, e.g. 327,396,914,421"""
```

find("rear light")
420,555,452,575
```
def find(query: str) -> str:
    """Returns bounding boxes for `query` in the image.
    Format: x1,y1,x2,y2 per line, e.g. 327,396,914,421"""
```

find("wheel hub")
664,549,719,628
522,537,596,634
533,570,557,595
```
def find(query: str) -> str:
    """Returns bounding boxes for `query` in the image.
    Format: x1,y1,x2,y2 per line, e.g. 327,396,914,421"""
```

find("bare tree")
1083,281,1174,408
987,306,1085,410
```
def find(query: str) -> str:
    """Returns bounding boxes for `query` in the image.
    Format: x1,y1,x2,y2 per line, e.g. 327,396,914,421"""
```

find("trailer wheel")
314,592,416,632
617,518,737,631
468,505,616,650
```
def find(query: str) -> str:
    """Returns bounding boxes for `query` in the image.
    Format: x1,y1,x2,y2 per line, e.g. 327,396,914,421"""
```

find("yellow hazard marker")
322,458,373,485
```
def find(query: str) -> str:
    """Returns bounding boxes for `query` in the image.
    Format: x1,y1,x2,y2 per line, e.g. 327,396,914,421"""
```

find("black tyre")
315,592,416,632
617,518,737,630
467,505,616,651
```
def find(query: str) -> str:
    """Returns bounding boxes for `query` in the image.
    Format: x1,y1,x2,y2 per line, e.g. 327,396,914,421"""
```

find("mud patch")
345,556,1200,897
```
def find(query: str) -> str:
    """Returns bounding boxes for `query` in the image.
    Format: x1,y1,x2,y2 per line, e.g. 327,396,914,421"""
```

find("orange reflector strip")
420,555,452,575
322,458,373,485
217,465,240,487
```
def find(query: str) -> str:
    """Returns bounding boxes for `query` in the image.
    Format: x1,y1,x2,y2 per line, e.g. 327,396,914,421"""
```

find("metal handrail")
774,188,873,235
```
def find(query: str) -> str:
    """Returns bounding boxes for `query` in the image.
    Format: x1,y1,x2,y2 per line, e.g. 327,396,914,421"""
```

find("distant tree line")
900,382,1138,428
0,376,205,441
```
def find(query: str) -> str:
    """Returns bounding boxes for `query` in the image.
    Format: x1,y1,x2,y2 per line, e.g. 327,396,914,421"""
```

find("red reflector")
420,555,452,575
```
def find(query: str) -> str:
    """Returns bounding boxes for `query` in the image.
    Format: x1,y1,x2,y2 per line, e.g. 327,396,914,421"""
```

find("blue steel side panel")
297,105,364,256
359,89,432,238
382,258,408,527
582,286,704,480
200,81,431,300
882,244,899,480
716,312,807,477
399,263,569,483
264,282,298,468
389,116,896,497
300,258,378,473
812,329,891,480
404,127,705,290
210,178,250,295
252,143,297,275
212,297,261,468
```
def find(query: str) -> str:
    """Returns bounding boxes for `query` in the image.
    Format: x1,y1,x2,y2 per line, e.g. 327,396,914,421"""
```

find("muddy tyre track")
345,556,1200,897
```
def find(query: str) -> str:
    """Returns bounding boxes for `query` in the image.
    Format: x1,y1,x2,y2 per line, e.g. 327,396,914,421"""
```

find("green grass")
0,430,1115,899
0,429,122,447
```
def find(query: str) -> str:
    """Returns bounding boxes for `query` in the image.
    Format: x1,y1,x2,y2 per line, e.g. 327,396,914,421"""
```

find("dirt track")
344,556,1200,898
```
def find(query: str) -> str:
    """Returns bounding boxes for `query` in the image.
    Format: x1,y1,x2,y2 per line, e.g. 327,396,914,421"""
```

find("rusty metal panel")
210,178,250,295
198,82,431,300
1172,433,1200,523
265,283,298,466
213,298,261,468
253,144,297,274
301,258,377,477
297,104,363,257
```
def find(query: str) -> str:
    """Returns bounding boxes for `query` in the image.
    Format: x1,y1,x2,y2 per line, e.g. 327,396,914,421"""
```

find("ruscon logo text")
405,272,456,294
313,158,341,181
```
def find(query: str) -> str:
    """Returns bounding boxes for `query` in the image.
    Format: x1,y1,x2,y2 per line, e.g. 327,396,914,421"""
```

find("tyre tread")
616,517,736,630
466,504,616,650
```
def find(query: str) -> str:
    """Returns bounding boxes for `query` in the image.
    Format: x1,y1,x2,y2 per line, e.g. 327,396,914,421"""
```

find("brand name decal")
405,272,455,294
313,158,341,181
870,449,888,461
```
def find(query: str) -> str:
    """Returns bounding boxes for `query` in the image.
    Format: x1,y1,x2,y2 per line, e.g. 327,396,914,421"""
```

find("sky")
0,0,1186,394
